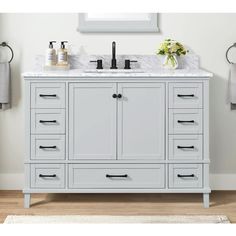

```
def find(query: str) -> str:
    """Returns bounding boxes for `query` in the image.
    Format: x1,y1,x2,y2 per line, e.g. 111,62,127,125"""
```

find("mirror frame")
78,13,159,33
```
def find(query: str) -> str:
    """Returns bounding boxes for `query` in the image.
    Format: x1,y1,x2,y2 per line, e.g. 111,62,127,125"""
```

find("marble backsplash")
34,53,199,71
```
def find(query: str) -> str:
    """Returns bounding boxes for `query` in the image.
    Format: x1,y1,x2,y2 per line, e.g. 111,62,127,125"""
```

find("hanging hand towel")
0,62,11,110
227,63,236,104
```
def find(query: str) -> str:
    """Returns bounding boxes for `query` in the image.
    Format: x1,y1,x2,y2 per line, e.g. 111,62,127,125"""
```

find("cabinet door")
69,83,117,160
117,83,165,160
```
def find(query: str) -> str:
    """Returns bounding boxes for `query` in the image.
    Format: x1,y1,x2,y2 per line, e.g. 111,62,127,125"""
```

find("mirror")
78,13,159,32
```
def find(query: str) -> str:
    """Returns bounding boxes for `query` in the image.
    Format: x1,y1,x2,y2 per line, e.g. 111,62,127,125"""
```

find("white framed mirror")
78,13,159,33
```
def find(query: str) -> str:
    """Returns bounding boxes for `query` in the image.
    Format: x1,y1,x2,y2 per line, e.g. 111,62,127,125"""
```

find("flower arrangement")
157,39,188,69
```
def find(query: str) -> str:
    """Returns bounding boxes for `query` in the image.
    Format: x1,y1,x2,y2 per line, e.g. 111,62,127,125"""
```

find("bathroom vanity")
23,68,212,208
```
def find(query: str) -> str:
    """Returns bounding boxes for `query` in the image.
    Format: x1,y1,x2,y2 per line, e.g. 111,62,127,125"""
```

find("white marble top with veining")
23,69,213,79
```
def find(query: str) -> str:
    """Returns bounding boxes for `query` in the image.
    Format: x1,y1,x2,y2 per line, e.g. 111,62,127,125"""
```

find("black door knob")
112,94,117,98
117,94,122,98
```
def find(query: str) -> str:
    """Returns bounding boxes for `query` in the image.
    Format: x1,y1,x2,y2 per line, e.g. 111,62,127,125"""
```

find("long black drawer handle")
177,174,195,178
177,146,194,149
177,120,195,123
39,120,57,123
39,145,57,149
39,174,56,178
106,174,128,178
177,94,194,97
39,94,57,97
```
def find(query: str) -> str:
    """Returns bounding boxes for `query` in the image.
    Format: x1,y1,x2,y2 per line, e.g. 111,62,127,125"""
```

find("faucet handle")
124,60,138,69
90,59,103,69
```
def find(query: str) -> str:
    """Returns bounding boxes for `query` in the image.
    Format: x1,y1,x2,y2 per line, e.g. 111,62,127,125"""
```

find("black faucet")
110,41,118,69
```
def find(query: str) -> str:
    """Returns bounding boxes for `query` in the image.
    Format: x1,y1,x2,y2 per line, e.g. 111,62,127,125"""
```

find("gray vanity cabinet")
23,77,210,208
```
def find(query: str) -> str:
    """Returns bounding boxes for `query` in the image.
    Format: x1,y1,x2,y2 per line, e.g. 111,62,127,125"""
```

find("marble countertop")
23,68,213,79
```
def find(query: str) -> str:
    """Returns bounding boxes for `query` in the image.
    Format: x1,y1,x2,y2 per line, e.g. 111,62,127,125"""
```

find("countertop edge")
22,69,213,79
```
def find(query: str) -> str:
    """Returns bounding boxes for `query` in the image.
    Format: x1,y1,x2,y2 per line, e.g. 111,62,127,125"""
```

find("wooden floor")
0,191,236,223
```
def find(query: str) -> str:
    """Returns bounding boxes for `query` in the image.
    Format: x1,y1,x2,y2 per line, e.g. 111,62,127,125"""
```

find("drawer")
69,164,165,189
169,109,202,134
168,135,203,160
169,164,202,188
30,164,65,189
169,83,202,108
31,109,65,134
31,83,65,109
31,135,65,160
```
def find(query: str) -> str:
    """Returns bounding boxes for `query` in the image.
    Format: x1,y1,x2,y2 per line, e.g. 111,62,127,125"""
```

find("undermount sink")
84,69,145,73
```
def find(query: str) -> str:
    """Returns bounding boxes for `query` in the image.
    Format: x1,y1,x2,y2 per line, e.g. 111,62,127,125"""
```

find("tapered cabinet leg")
24,193,31,208
203,193,210,208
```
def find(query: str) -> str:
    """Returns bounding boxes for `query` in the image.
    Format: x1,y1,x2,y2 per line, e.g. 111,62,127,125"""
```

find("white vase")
163,55,178,69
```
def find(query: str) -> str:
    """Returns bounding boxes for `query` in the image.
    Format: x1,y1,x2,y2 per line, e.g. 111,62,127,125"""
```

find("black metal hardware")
0,42,14,63
177,146,194,149
177,174,195,178
177,120,195,123
106,174,128,178
124,59,138,69
177,94,194,97
117,94,122,98
39,174,57,178
110,41,118,69
39,145,57,149
39,120,57,123
90,59,103,69
39,94,57,97
112,94,117,98
226,43,236,64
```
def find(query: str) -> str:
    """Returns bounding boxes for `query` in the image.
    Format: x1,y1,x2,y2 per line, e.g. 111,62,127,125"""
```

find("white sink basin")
84,69,145,73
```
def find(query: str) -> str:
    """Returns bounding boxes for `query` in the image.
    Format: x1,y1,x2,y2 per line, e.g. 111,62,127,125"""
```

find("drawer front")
30,164,65,189
169,109,202,134
69,164,165,189
168,135,203,160
31,135,65,160
169,164,202,188
31,109,65,134
169,83,202,109
31,83,65,109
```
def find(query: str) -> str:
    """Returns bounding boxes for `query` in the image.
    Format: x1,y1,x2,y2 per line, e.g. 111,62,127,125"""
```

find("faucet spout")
110,41,118,69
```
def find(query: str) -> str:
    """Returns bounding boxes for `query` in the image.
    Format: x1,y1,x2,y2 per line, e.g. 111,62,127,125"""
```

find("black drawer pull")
112,94,117,98
39,120,57,123
39,94,57,97
177,174,195,178
177,94,194,97
39,174,56,178
106,174,128,178
39,145,57,149
117,94,122,98
177,146,194,149
177,120,195,123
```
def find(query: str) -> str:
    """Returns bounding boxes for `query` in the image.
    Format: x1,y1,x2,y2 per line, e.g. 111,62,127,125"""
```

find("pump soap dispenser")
45,41,56,66
57,41,69,66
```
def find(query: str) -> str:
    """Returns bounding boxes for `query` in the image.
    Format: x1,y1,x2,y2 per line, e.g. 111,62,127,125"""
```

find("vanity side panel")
203,80,210,191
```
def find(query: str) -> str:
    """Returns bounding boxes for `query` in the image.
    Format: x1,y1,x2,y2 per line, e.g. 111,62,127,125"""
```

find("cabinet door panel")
69,83,117,160
118,83,165,160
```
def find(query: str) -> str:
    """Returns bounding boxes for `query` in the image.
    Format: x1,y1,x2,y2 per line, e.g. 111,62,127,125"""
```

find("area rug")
4,215,230,224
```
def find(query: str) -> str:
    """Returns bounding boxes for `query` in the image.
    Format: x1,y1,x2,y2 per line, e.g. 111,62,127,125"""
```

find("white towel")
0,62,11,110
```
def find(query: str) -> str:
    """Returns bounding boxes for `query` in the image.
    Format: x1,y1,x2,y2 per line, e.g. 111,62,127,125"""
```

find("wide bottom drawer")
69,164,165,189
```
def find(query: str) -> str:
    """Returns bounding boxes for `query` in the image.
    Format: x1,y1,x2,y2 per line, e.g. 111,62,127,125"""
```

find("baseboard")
210,174,236,190
0,173,235,190
0,174,24,190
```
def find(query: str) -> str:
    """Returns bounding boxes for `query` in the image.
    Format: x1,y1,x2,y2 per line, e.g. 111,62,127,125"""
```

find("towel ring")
0,42,14,63
226,43,236,64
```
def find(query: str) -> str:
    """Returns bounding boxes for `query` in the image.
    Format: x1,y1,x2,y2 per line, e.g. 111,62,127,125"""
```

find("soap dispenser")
45,41,56,66
57,41,68,66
